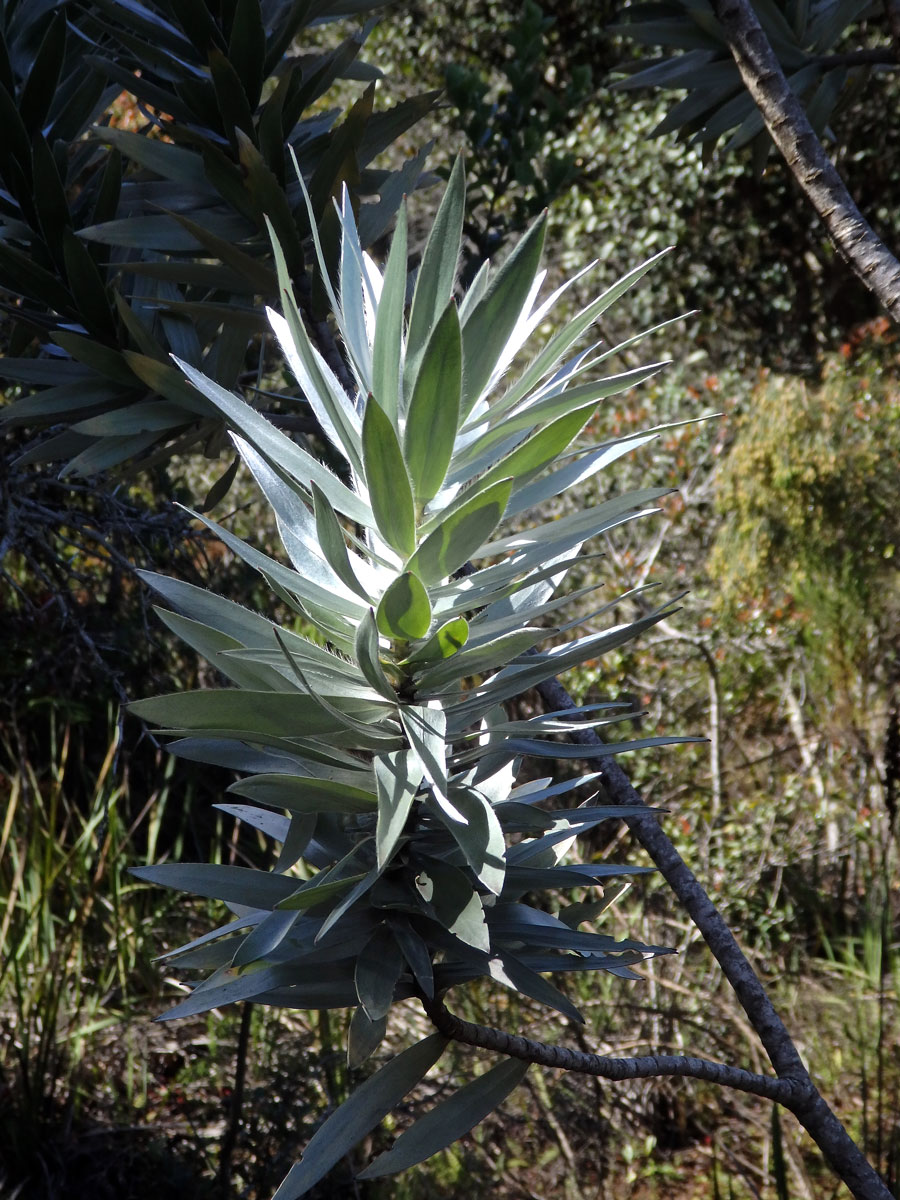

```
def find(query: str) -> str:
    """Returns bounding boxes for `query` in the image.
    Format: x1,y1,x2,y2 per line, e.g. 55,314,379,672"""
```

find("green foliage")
130,165,695,1195
441,0,593,259
614,0,887,166
0,0,436,474
709,347,900,616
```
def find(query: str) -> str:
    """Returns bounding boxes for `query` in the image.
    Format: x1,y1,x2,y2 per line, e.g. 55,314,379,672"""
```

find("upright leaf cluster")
131,161,693,1195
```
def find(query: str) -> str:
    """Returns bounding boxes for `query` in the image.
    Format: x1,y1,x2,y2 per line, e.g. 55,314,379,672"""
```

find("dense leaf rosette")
130,160,694,1196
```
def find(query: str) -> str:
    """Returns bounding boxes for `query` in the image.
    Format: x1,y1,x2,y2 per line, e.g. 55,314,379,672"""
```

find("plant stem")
708,0,900,322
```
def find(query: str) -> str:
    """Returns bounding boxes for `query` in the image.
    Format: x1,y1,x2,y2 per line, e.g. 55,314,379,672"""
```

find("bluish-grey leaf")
355,925,405,1020
272,1034,447,1200
360,1057,528,1179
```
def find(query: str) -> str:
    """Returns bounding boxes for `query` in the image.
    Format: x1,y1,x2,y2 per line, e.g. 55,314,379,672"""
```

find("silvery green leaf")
399,705,460,819
347,1006,387,1068
452,610,672,720
407,479,512,585
172,356,371,525
375,750,423,870
266,306,364,476
405,153,464,397
404,300,463,504
337,186,374,389
501,734,700,760
464,362,667,464
376,571,432,640
214,803,291,843
360,1057,528,1179
464,582,601,648
371,203,407,426
418,861,489,952
362,396,416,556
391,920,434,999
276,813,318,871
506,433,658,519
159,963,307,1022
129,689,377,740
459,402,601,494
232,909,301,968
271,1034,447,1200
315,865,381,941
488,954,583,1023
152,610,264,690
138,571,274,646
312,481,373,602
413,628,548,695
356,608,399,701
355,925,405,1020
475,487,670,560
272,631,402,748
460,212,546,414
131,863,297,909
228,774,378,815
185,508,366,628
234,435,357,596
439,787,506,895
491,248,673,420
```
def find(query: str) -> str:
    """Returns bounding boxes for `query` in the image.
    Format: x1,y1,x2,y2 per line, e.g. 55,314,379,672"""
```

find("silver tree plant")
130,161,892,1199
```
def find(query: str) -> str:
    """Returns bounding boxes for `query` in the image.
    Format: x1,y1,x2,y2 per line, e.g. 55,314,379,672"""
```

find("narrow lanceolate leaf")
355,926,405,1021
405,154,464,396
360,1058,529,1179
375,751,423,869
404,300,462,503
460,212,547,414
272,1035,448,1200
228,775,378,815
356,608,398,701
442,787,506,895
348,1006,388,1069
376,572,432,640
406,479,512,585
371,203,407,425
130,864,297,910
311,482,371,601
362,397,416,557
399,705,455,816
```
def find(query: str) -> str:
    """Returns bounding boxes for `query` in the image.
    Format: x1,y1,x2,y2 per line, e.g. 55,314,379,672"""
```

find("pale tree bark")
708,0,900,323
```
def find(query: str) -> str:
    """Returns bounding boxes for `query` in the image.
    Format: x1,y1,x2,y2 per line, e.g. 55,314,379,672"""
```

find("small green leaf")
407,479,512,585
404,301,462,503
272,1035,447,1200
370,203,407,424
362,396,416,556
403,618,469,666
360,1058,529,1179
376,572,432,640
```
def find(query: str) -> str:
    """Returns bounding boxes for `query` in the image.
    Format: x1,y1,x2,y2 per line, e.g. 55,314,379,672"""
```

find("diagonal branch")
708,0,900,322
422,995,808,1105
534,675,892,1200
